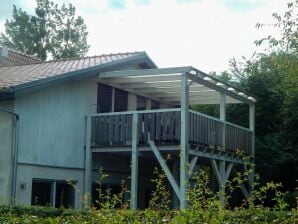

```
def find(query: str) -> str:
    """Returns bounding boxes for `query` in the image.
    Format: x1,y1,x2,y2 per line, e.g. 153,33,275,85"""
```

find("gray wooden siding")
14,64,144,169
15,80,97,168
0,101,14,202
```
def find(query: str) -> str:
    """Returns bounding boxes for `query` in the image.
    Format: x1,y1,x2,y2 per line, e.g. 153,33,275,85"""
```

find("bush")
1,167,296,223
0,205,296,223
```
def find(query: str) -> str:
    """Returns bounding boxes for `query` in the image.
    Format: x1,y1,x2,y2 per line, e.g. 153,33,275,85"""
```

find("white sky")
0,0,288,73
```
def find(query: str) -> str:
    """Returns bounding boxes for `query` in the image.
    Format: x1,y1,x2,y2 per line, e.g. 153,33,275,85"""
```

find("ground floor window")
31,179,75,208
55,182,75,208
31,181,52,206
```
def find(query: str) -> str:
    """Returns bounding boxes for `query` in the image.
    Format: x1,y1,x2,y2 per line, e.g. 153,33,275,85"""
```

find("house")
0,46,256,209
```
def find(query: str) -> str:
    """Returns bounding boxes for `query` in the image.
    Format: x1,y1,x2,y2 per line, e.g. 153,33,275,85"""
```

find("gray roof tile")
0,47,40,65
0,52,145,89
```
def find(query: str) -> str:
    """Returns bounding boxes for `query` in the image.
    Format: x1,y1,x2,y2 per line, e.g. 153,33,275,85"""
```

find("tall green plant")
149,167,171,211
0,0,89,60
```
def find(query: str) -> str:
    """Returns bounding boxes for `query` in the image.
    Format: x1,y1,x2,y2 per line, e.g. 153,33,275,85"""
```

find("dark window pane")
92,183,100,208
151,100,160,109
137,96,146,110
55,182,75,208
31,181,52,206
114,88,128,112
98,83,112,113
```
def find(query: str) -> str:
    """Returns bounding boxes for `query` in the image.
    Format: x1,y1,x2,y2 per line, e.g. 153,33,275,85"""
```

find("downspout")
0,106,19,205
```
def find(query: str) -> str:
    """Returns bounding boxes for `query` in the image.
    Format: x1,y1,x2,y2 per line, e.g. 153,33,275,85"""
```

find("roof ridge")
0,51,146,67
4,47,41,62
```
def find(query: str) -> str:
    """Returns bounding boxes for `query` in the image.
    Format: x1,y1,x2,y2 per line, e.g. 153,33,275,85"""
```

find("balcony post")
219,93,226,206
249,103,255,195
180,74,189,209
220,93,226,150
249,104,255,157
130,113,139,210
84,116,92,208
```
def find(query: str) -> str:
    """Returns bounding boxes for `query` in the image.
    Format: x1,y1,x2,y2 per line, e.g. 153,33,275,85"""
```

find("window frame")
31,179,76,208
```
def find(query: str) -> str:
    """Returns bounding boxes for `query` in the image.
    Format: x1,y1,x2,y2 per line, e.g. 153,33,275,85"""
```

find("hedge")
0,205,296,224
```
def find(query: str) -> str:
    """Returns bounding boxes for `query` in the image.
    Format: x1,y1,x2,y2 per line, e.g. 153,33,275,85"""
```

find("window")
137,96,146,110
97,83,112,113
31,181,52,206
31,180,75,208
114,88,128,112
151,100,160,109
97,84,128,112
55,182,75,208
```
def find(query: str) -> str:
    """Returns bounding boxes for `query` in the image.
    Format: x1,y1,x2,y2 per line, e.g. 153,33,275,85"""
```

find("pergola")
84,66,256,209
97,66,256,106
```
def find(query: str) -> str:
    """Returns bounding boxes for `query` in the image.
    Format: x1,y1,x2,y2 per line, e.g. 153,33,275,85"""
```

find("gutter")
0,106,19,119
0,106,19,205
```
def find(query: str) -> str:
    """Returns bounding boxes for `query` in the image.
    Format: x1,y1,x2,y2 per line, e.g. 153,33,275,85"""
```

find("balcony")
90,108,253,156
83,66,256,209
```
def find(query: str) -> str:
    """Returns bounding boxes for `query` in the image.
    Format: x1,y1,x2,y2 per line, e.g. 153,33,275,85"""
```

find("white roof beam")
170,98,240,105
186,73,254,105
121,85,210,96
104,75,182,84
120,81,181,89
99,66,192,78
150,91,217,99
138,88,214,97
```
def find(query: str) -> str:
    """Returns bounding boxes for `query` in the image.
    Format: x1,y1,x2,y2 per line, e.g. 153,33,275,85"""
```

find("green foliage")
149,167,171,211
91,168,129,210
0,168,296,223
0,206,294,224
0,0,89,60
193,1,298,205
219,52,298,205
255,0,298,54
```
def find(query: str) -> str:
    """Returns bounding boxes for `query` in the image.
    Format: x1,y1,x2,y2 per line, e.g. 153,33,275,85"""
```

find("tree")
0,0,89,61
255,0,298,54
227,1,298,205
193,1,298,207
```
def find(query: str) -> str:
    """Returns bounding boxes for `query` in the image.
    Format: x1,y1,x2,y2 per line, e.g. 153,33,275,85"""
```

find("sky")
0,0,288,73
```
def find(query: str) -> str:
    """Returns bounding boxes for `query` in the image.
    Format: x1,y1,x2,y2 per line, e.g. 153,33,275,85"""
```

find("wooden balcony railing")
90,108,253,155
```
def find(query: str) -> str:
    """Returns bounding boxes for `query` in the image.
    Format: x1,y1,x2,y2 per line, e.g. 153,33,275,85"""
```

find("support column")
51,181,56,208
219,93,226,206
148,140,180,198
249,104,255,157
248,103,255,195
172,161,180,209
130,113,139,210
189,156,198,177
220,93,226,150
219,161,225,205
84,116,92,208
180,74,189,209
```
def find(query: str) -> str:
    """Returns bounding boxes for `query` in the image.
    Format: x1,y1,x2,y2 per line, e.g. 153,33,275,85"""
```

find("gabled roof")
0,47,40,66
0,51,157,99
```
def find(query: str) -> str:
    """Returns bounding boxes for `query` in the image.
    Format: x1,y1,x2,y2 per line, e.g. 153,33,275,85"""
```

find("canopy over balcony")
96,66,256,106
